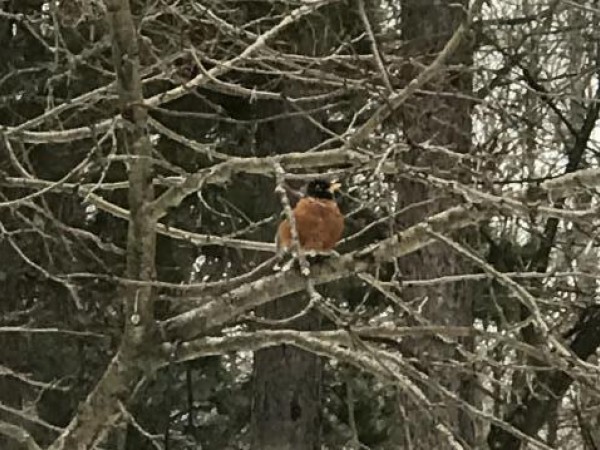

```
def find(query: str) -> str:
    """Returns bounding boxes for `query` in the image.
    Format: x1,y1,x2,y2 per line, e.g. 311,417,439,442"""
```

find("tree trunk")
251,306,322,450
249,98,325,450
247,5,361,446
397,0,475,447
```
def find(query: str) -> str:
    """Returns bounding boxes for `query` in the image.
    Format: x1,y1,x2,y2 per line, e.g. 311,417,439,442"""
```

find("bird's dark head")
306,178,341,200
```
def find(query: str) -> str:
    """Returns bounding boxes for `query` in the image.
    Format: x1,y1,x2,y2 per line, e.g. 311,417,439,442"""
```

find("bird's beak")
328,180,342,193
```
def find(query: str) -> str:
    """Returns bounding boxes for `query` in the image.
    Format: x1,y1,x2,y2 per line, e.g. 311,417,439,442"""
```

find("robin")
276,178,344,254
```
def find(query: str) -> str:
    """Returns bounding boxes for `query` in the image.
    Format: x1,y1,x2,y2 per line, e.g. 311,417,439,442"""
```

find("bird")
276,178,344,254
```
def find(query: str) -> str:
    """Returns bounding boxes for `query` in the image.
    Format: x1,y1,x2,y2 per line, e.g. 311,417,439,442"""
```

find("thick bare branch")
542,167,600,195
0,421,42,450
163,204,485,341
150,148,368,220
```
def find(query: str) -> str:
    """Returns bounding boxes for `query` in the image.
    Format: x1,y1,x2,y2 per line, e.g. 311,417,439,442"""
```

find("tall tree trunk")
247,6,360,447
250,97,325,450
398,0,475,447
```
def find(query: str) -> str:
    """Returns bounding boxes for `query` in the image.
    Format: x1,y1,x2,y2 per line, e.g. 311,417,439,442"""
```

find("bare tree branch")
163,204,485,341
0,421,42,450
487,307,600,449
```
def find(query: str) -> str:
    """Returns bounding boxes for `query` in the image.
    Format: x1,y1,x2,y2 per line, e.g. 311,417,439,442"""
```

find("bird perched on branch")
276,178,344,253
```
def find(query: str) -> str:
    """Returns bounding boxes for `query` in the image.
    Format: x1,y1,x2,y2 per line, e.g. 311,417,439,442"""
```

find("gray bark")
397,0,476,447
250,99,325,450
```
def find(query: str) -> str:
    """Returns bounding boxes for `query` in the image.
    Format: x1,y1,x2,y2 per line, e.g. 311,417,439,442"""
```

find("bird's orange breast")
277,197,344,251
